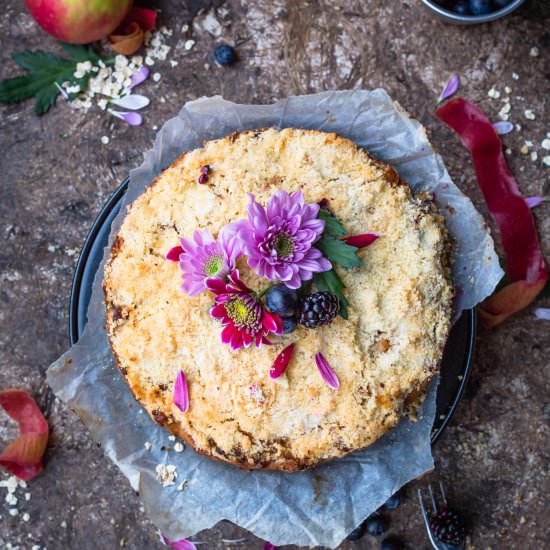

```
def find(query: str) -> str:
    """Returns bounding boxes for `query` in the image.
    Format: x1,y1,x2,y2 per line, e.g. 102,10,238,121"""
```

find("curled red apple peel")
0,390,49,481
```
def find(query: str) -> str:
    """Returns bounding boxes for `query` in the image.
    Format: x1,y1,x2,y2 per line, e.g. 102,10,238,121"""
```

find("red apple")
25,0,134,44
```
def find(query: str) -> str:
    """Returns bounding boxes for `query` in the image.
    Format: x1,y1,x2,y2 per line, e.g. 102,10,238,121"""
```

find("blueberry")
452,1,471,14
281,316,297,334
365,514,388,537
469,0,491,14
381,538,402,550
346,522,366,541
492,0,511,8
265,285,299,317
213,44,237,66
383,492,402,510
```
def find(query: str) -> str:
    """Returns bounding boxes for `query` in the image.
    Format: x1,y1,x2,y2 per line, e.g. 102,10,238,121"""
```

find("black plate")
69,179,475,443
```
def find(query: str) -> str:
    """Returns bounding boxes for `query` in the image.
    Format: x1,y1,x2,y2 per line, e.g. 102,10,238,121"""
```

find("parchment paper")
47,90,503,548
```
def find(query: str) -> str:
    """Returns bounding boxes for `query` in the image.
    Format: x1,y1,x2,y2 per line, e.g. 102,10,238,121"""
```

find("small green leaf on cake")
315,235,363,268
318,210,347,236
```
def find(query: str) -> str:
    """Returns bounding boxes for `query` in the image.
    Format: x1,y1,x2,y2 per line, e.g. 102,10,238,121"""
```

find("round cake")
104,128,453,471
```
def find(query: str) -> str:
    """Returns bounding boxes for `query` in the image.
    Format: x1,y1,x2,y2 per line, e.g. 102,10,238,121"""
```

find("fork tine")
439,480,448,507
417,488,429,522
428,484,438,513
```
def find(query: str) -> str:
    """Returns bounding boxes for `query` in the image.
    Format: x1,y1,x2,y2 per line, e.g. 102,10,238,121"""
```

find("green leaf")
318,210,346,236
315,236,362,268
34,85,59,115
0,75,45,102
313,269,349,319
12,50,73,73
60,43,101,63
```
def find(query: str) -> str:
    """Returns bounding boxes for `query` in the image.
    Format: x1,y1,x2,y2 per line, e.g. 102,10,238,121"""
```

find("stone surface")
0,0,548,549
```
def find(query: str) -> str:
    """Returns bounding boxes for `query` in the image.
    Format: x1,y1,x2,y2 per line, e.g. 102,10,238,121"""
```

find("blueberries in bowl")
437,0,513,15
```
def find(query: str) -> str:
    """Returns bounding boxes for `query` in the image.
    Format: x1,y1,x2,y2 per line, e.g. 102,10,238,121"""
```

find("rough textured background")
0,1,548,549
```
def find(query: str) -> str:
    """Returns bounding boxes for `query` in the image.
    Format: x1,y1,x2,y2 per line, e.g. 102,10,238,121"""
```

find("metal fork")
417,481,465,550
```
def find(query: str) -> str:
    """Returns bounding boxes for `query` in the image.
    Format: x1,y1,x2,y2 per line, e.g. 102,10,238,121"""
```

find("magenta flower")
236,191,331,289
179,228,242,296
207,271,282,349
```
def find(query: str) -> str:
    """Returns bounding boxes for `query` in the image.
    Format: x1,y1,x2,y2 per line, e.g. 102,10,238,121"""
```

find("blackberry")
429,508,465,546
298,292,339,328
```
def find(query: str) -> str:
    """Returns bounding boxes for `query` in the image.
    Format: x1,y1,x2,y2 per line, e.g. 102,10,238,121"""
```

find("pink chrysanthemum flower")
207,271,282,350
235,191,331,289
179,228,242,296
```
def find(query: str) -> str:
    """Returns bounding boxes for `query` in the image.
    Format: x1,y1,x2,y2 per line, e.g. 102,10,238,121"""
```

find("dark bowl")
420,0,526,24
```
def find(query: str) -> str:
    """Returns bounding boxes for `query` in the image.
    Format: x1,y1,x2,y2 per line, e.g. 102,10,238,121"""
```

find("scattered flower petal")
123,6,158,32
534,307,550,320
128,66,150,90
264,543,278,550
0,390,49,481
343,233,379,248
525,196,545,209
166,246,185,262
269,344,295,379
437,74,460,105
493,120,514,135
314,353,339,389
208,270,282,350
173,370,189,413
161,534,197,550
110,94,150,110
109,109,143,126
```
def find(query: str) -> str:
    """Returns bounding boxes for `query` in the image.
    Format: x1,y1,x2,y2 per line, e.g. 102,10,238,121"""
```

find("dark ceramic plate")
69,178,475,443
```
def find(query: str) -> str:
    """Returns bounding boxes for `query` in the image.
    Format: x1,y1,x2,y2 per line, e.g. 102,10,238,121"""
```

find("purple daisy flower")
179,228,242,296
236,191,331,289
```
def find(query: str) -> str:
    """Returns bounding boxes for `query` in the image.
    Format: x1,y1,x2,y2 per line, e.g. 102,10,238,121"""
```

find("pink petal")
534,307,550,320
166,246,184,261
110,94,150,110
264,543,278,550
270,344,295,379
173,370,189,413
109,109,143,126
525,196,545,209
221,324,235,345
492,120,514,135
161,534,197,550
437,74,460,104
315,353,339,389
206,278,227,294
343,233,379,248
129,66,150,89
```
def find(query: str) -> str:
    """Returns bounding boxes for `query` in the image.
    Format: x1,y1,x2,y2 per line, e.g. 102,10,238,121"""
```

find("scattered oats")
504,86,512,94
153,72,161,82
541,139,550,150
61,520,67,528
498,103,511,119
506,148,512,155
204,63,211,71
524,109,535,120
25,493,31,501
531,151,538,161
520,145,529,155
22,512,30,522
152,125,158,130
529,47,539,57
160,97,166,103
6,493,17,506
47,244,56,252
520,515,526,523
155,463,177,487
8,508,19,516
32,546,41,550
181,23,189,33
487,87,500,99
144,441,152,451
458,375,463,381
543,156,550,167
98,59,106,69
4,476,18,493
512,72,519,80
515,124,522,132
98,99,108,111
145,56,155,66
169,60,179,67
174,442,184,453
184,39,196,51
525,140,534,147
168,435,176,441
101,136,110,145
